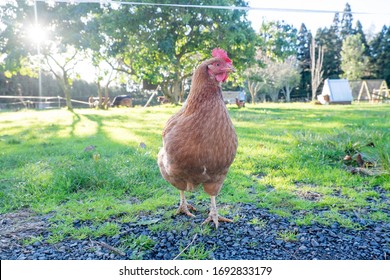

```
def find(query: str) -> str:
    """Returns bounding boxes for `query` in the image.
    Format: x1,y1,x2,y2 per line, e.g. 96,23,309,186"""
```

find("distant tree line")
245,3,390,103
0,1,389,108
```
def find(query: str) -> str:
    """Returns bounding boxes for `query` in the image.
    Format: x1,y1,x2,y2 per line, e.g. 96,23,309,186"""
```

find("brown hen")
157,49,237,228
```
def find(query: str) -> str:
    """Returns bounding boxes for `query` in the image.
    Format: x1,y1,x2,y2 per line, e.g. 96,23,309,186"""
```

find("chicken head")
207,48,235,83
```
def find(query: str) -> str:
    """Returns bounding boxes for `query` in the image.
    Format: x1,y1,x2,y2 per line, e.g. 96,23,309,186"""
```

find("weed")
93,222,120,238
148,220,175,233
133,234,156,250
120,234,155,251
248,217,267,228
294,213,316,226
319,210,362,230
192,224,213,236
120,234,156,260
21,235,43,246
178,243,214,260
368,211,390,222
277,230,298,242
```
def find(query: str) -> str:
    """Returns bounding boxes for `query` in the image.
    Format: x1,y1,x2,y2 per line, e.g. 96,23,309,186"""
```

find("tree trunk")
285,85,291,102
268,89,279,102
247,80,265,104
310,37,324,101
247,80,257,104
103,84,110,109
161,80,181,104
97,80,103,108
97,79,111,110
179,79,186,103
63,84,72,110
172,80,181,103
61,72,73,111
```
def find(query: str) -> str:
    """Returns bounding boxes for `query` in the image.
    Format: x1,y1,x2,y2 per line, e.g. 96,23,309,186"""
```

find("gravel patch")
1,204,389,260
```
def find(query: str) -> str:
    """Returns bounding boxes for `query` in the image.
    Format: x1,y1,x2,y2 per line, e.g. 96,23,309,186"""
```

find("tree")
36,2,97,110
310,37,324,101
354,20,369,56
1,1,257,105
241,19,303,103
341,3,354,40
369,25,390,84
340,34,369,80
93,0,256,103
95,60,118,109
258,20,298,61
243,50,266,104
296,23,312,99
0,1,95,110
279,56,300,102
0,1,37,77
42,48,81,110
315,12,342,79
247,51,300,102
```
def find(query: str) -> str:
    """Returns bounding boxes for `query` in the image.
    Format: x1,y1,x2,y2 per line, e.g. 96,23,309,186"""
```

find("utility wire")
34,0,390,15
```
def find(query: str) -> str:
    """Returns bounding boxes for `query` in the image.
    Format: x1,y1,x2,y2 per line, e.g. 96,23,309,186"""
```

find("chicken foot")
202,196,233,228
176,190,196,217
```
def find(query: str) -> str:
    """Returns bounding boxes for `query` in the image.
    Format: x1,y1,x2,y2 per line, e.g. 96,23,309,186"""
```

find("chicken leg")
176,190,196,217
202,196,233,228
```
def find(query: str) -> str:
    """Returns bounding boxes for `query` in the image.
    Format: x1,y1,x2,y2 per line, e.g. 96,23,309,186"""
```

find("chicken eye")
216,63,220,67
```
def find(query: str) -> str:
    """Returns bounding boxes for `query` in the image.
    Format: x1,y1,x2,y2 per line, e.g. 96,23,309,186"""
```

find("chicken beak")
225,65,235,73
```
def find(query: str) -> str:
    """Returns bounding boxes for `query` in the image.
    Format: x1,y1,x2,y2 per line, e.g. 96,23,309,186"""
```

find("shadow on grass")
0,109,170,215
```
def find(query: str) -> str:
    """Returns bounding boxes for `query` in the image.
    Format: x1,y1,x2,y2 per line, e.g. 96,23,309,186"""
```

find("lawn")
0,103,389,245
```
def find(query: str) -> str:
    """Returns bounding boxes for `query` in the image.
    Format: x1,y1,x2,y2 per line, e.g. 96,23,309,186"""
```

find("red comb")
212,48,232,65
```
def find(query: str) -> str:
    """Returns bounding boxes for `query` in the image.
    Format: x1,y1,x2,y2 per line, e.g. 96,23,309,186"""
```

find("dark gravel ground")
1,204,389,260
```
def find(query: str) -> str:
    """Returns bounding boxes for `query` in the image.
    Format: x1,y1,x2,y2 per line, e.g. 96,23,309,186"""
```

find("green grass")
119,234,156,259
178,242,214,260
1,103,389,246
21,235,43,246
277,230,298,242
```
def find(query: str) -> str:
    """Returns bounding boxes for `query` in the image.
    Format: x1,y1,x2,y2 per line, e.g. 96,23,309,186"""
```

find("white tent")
318,79,353,104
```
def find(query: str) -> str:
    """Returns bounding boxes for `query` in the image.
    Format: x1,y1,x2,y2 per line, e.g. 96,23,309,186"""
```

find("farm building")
317,79,353,105
349,80,389,102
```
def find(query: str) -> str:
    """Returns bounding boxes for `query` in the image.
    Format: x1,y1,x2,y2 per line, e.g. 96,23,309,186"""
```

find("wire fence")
0,95,90,110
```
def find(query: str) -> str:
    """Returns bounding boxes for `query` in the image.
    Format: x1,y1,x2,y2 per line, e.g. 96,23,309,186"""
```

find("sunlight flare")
28,24,47,44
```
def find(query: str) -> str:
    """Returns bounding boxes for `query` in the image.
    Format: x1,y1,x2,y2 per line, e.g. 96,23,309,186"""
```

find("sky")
247,0,390,35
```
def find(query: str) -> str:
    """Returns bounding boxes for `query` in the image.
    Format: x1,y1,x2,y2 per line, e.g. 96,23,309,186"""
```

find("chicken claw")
202,214,233,229
176,190,196,217
176,203,196,217
202,196,233,228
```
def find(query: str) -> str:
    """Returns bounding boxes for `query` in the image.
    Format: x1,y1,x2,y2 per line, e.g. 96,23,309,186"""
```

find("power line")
34,0,390,16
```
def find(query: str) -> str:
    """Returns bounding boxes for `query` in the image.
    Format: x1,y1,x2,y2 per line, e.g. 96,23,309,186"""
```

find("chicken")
157,48,238,228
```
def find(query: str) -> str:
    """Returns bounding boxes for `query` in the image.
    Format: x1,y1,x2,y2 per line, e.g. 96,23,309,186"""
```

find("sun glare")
28,24,47,44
